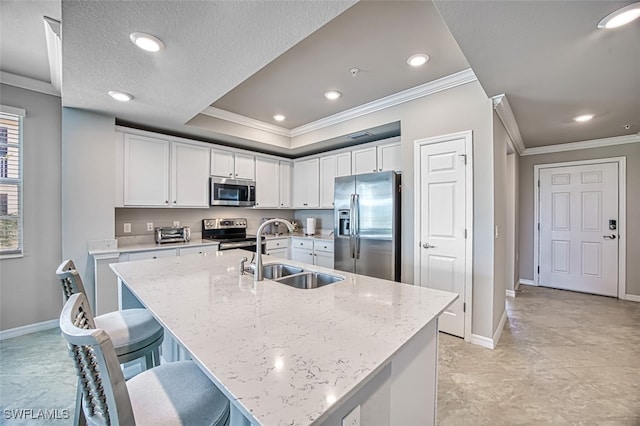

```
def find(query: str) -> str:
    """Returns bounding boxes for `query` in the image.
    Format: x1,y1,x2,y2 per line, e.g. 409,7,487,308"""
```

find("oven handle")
218,241,263,250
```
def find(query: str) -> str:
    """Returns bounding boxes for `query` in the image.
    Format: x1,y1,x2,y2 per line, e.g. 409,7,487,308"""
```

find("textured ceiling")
61,0,356,128
212,0,470,129
434,0,640,147
0,0,60,83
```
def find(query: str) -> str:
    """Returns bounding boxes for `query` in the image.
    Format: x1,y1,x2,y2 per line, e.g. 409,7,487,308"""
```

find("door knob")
422,243,436,249
603,234,617,239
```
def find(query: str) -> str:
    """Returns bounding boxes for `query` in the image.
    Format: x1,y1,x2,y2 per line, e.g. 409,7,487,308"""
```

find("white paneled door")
416,136,468,338
538,163,619,296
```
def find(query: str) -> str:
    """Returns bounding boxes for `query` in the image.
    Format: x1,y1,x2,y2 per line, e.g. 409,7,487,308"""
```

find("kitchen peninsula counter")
111,250,457,426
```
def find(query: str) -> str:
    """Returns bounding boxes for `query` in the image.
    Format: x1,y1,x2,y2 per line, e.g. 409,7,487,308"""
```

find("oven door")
210,177,256,207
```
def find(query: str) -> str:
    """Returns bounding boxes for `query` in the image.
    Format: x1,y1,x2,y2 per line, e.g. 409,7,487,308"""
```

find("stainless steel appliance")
154,226,191,244
202,218,265,252
334,171,401,281
210,177,256,207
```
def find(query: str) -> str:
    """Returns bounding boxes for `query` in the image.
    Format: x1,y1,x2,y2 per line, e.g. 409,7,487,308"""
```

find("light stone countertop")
110,250,457,425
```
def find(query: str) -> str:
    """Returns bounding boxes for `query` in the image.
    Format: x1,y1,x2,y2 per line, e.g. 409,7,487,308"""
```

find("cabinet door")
314,250,334,269
336,152,352,177
234,153,255,180
291,247,314,264
265,248,288,259
378,142,401,172
124,134,170,206
255,157,279,208
351,146,377,175
279,160,292,208
293,159,319,208
210,148,235,178
319,155,337,208
172,142,210,207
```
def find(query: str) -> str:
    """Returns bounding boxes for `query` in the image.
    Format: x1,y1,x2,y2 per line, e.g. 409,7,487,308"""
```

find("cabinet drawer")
179,246,218,256
291,238,313,250
313,240,334,253
265,238,289,250
128,249,177,261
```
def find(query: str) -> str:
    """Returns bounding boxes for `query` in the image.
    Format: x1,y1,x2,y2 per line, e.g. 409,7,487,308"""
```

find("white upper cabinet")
122,134,209,207
171,142,210,207
351,140,401,175
319,152,351,208
293,158,319,208
210,148,255,180
255,156,279,208
123,134,171,206
279,160,292,208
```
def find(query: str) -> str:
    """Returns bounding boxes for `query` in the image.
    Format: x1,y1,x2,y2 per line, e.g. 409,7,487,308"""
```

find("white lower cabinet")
291,238,334,268
264,238,289,259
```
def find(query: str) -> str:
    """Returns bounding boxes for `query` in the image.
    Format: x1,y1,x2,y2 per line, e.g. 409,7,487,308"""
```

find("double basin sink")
258,263,343,289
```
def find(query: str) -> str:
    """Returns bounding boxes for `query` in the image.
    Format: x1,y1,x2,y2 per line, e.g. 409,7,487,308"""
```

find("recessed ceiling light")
574,114,594,122
598,2,640,28
407,53,429,67
324,90,342,100
108,90,133,102
129,32,165,52
273,114,286,122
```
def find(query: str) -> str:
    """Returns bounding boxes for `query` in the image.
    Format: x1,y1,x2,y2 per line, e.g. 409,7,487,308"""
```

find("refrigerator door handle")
349,194,356,259
354,193,360,259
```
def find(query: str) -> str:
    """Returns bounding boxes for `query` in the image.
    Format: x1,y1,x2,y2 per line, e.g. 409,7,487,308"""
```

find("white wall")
492,112,508,332
61,108,115,311
0,84,62,331
290,81,499,339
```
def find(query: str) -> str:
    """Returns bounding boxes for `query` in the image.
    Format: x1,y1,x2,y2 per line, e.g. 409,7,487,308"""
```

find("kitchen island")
111,249,457,426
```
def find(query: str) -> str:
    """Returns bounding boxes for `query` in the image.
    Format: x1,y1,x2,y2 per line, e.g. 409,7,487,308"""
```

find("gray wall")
290,81,500,339
61,108,115,309
0,84,62,331
518,143,640,296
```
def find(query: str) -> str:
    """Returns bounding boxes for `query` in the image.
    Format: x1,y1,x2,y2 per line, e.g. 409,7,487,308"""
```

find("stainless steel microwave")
210,177,256,207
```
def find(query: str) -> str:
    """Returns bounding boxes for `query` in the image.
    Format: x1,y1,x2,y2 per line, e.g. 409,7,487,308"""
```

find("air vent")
348,131,372,140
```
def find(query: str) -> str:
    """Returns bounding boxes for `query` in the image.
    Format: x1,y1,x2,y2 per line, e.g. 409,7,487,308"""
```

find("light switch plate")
123,223,131,233
342,405,360,426
173,221,180,227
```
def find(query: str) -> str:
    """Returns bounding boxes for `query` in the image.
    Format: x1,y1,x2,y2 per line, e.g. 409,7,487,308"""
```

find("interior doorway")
414,131,473,340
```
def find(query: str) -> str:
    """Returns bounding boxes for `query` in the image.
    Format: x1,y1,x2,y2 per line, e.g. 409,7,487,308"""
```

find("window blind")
0,111,22,255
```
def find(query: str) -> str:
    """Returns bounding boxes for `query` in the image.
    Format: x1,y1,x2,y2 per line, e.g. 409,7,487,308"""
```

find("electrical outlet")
173,221,180,227
342,405,360,426
123,223,131,233
147,222,154,232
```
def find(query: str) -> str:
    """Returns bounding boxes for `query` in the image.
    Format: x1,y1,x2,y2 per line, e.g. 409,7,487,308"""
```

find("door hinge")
458,153,467,165
537,180,540,187
463,302,466,313
537,223,540,231
464,229,467,239
537,266,540,274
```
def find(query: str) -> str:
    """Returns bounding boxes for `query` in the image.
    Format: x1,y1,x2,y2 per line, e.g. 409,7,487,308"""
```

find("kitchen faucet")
253,218,295,281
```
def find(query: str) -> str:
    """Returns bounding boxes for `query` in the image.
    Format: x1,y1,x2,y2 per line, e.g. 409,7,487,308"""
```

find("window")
0,110,23,256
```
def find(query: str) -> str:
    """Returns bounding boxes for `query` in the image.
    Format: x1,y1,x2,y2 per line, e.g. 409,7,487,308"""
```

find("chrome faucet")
254,218,295,281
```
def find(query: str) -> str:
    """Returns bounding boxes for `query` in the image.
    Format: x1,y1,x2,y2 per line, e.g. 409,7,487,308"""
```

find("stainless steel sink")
274,271,343,289
261,263,304,280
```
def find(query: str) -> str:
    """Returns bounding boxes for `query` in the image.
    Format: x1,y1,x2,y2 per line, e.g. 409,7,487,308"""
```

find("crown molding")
203,69,477,141
522,134,640,156
43,16,62,93
201,106,291,137
492,94,525,155
290,68,477,137
0,71,60,97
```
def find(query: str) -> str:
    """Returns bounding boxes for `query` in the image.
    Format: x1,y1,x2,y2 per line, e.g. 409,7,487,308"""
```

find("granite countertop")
110,250,457,426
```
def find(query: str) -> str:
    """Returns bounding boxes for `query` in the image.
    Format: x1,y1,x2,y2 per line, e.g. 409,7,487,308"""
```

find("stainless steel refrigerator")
334,171,401,281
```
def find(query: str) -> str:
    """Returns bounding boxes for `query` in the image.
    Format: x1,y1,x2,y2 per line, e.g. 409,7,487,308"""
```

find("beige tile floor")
437,285,640,426
1,284,638,425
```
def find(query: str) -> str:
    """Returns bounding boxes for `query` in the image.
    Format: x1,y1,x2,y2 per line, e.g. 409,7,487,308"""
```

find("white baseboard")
519,278,535,286
0,319,58,340
469,310,508,350
493,310,508,347
470,334,494,349
506,289,517,297
625,294,640,302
